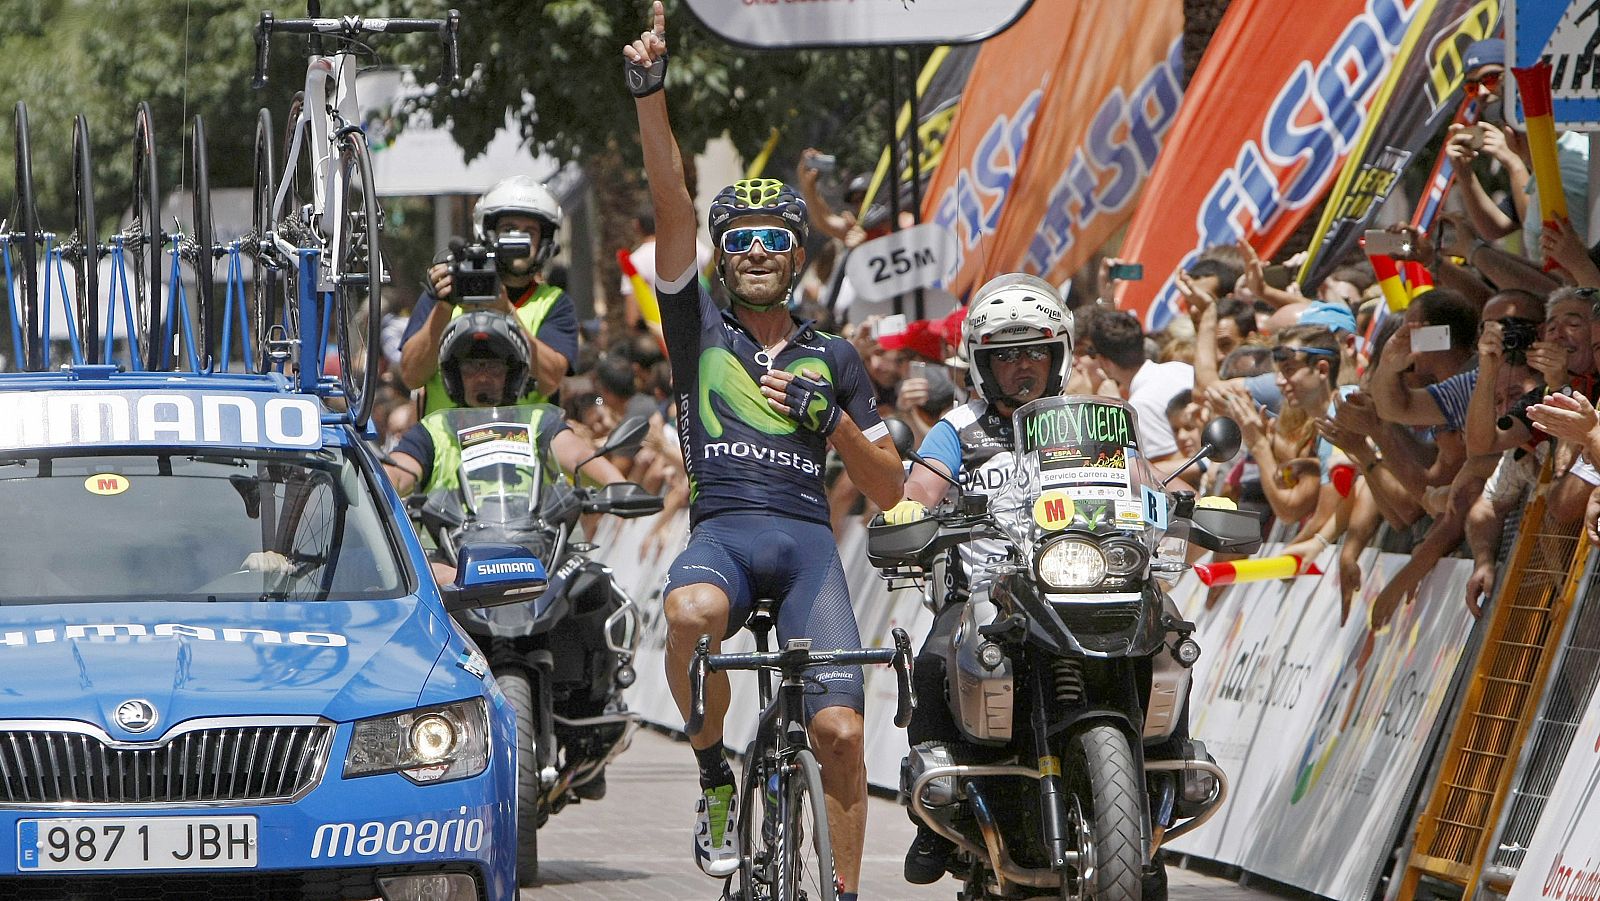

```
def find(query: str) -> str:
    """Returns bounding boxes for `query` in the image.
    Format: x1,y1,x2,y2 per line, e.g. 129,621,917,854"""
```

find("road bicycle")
251,1,459,426
688,604,915,901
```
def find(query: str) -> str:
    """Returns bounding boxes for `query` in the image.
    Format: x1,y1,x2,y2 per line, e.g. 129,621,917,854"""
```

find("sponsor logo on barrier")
311,808,486,859
0,392,322,450
1146,0,1417,328
0,623,347,648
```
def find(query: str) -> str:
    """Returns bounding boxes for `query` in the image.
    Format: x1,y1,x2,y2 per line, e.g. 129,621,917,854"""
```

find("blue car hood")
0,600,451,737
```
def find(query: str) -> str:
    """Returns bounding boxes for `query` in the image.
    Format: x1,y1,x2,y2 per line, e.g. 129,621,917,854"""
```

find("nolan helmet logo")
114,699,158,733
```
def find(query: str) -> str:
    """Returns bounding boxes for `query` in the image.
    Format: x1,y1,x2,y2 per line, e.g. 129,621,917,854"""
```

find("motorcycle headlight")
1036,538,1106,590
345,698,490,784
1101,539,1147,578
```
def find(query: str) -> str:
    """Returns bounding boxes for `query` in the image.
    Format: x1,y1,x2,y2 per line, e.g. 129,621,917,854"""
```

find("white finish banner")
683,0,1032,49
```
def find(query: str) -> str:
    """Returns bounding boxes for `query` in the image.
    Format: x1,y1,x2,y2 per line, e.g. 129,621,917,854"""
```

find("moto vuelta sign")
844,224,957,303
1118,0,1422,330
681,0,1032,49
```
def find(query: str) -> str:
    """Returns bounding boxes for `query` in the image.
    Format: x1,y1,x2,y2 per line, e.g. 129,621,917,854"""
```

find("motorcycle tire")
1066,724,1142,901
496,669,541,886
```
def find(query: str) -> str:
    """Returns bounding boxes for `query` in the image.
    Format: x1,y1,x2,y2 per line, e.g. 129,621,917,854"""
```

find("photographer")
400,176,579,416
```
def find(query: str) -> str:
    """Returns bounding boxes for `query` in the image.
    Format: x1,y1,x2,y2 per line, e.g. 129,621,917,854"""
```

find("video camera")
448,232,535,304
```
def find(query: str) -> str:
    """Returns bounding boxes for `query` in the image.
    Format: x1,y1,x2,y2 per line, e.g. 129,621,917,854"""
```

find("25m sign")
844,224,959,303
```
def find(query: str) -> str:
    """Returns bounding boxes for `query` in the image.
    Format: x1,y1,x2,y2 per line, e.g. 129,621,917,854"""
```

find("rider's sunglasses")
721,226,796,255
989,346,1052,364
1464,70,1503,93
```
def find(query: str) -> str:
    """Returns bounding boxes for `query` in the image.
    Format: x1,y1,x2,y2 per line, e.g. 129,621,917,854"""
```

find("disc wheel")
129,102,163,370
13,101,39,371
71,114,100,365
189,115,215,369
249,108,276,373
331,128,382,428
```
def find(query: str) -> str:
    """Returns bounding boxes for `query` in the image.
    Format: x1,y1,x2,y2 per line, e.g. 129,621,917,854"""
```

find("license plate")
18,816,257,871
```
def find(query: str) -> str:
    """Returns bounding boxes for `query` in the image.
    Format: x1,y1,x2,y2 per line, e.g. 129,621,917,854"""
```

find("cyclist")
399,176,580,416
385,311,624,499
624,4,903,895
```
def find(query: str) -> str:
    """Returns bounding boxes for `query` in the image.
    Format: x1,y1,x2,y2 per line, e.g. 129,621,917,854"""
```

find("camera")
1499,316,1540,364
807,153,837,173
448,232,535,304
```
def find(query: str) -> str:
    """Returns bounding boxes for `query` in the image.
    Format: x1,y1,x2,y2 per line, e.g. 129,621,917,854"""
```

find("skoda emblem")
114,699,158,733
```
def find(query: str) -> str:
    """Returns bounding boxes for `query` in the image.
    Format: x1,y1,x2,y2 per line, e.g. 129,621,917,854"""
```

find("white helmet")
474,175,562,266
962,273,1073,405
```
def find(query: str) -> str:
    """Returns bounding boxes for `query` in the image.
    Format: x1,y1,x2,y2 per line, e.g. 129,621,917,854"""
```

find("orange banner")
1118,0,1425,330
919,0,1184,302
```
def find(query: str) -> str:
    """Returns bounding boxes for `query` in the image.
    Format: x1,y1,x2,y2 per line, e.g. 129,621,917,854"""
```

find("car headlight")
345,698,490,784
1036,538,1106,590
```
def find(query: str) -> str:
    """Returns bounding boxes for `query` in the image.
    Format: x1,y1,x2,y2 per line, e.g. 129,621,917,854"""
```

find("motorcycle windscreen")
438,404,564,525
1001,396,1166,551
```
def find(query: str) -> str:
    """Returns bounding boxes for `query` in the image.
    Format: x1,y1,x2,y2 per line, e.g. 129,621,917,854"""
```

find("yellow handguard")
884,499,928,525
1194,496,1238,510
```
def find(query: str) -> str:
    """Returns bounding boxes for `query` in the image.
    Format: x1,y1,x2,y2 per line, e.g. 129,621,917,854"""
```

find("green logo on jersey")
699,347,833,438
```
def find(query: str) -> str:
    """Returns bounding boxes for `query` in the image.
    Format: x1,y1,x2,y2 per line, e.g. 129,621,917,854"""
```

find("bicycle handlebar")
684,628,917,737
253,8,462,90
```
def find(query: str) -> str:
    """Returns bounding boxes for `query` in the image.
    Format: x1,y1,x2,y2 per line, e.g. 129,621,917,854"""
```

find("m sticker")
1033,491,1075,531
85,474,130,495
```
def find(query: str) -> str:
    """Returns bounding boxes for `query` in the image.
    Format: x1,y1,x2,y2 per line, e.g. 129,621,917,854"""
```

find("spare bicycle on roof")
1,1,459,432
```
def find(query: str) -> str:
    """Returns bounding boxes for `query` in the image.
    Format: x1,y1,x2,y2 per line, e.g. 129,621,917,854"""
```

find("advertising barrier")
601,512,1482,901
1504,663,1600,901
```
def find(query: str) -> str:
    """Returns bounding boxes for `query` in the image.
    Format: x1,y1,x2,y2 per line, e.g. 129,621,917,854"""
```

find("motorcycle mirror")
441,542,548,613
1201,417,1242,462
573,415,653,475
885,417,917,460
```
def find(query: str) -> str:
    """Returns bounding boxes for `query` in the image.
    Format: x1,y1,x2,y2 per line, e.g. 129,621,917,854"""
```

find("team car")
0,368,540,901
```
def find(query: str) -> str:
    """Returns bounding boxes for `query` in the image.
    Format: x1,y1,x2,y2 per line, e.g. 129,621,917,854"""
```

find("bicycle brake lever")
891,627,915,728
686,634,710,738
253,13,274,90
442,10,461,85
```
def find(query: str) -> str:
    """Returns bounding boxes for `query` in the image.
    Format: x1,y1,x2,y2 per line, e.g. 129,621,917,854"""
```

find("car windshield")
0,448,409,604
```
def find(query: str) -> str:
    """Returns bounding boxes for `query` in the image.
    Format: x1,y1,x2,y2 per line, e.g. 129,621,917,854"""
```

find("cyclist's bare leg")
665,582,731,750
812,704,867,893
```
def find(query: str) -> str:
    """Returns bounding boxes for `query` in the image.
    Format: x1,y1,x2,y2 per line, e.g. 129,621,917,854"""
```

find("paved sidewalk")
529,728,1297,901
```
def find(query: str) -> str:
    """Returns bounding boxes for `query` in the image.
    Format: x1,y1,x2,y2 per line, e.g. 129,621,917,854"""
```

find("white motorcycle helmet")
473,175,563,268
962,273,1074,406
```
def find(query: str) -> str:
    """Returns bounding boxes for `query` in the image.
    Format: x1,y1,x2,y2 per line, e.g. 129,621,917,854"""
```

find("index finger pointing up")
653,0,666,37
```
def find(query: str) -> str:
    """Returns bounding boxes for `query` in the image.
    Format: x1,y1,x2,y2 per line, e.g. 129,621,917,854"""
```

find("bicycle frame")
270,50,360,293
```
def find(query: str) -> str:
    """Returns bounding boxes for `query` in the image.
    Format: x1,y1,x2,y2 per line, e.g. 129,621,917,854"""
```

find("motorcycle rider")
385,310,626,501
625,4,904,893
400,176,580,416
882,272,1074,883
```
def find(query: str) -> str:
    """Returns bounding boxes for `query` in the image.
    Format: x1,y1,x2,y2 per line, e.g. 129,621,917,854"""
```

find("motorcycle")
868,396,1263,901
415,405,664,885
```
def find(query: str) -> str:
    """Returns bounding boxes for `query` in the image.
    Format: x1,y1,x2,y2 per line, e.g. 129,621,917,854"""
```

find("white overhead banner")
683,0,1033,49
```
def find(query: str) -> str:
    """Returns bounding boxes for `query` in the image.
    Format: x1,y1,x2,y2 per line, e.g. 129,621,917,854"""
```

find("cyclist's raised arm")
625,1,697,287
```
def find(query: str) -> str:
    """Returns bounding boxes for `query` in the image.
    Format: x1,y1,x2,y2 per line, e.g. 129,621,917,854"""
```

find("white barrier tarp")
600,516,1478,901
1505,668,1600,901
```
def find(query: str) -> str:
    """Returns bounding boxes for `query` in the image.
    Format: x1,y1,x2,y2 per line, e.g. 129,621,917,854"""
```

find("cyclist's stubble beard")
723,246,796,310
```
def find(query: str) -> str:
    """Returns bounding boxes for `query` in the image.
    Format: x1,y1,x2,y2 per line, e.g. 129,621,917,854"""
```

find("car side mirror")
440,543,547,613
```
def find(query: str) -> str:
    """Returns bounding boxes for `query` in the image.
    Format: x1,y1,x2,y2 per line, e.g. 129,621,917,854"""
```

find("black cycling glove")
625,53,668,98
783,373,842,437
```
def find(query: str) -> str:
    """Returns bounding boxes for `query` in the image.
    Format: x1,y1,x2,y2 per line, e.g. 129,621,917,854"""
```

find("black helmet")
709,178,808,245
439,311,532,407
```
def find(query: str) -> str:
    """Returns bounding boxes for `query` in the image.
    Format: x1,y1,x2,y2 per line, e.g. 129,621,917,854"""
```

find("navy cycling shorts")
664,513,864,719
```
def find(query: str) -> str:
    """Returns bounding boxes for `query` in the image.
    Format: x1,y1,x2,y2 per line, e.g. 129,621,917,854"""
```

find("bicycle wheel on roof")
13,101,40,372
331,127,381,428
189,115,216,370
249,108,277,373
128,101,163,371
71,114,101,365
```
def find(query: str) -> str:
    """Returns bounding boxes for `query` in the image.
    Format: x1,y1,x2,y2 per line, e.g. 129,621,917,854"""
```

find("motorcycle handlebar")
686,634,710,738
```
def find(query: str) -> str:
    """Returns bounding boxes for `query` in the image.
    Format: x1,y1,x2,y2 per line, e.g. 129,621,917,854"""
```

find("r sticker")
1033,491,1075,531
1141,484,1169,529
85,474,129,495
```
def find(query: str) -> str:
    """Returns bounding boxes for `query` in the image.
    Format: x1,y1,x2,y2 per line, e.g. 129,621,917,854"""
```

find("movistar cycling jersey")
657,269,886,527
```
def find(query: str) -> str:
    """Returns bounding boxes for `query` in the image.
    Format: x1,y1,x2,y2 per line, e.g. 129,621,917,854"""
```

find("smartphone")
1463,123,1488,150
1363,228,1412,258
908,360,929,381
1411,324,1452,352
874,313,909,339
1108,263,1144,281
808,153,837,173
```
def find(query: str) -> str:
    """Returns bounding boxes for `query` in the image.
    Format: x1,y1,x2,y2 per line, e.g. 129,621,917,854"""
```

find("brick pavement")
529,728,1296,901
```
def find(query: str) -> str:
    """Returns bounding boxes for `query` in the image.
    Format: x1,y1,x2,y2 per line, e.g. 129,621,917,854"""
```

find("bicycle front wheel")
71,114,100,365
331,128,381,428
189,114,215,369
775,749,837,901
13,101,39,371
129,102,163,370
249,107,276,372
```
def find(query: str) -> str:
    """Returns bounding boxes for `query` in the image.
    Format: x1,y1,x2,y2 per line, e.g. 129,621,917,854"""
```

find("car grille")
0,865,483,901
0,720,332,805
